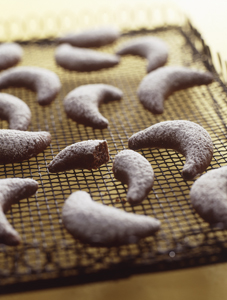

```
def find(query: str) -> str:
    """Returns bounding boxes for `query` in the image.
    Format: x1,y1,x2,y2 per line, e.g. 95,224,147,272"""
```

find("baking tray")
1,8,227,293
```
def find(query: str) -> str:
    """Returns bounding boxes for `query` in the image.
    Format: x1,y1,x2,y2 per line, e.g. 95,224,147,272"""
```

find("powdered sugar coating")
0,93,31,130
48,140,109,173
0,178,38,246
113,149,154,205
138,66,213,114
0,66,61,105
0,43,23,70
190,166,227,228
58,26,120,48
62,191,161,246
64,84,123,129
128,120,213,180
0,130,51,164
116,36,168,73
55,44,120,72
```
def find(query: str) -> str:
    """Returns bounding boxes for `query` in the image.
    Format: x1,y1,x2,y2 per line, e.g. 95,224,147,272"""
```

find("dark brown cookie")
48,140,109,173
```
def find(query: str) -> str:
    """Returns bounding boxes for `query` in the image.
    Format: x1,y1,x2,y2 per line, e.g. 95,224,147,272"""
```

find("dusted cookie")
190,166,227,228
48,140,109,173
55,44,120,72
62,191,161,246
0,93,31,130
64,84,123,129
0,178,38,246
58,26,120,48
0,130,51,164
116,36,168,73
113,150,154,205
0,66,61,105
0,43,23,70
128,120,213,180
138,66,213,114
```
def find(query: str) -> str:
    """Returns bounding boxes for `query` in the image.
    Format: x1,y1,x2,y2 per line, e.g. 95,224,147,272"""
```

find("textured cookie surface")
113,149,154,205
0,66,61,105
0,130,51,164
0,43,23,70
0,93,31,130
62,191,161,246
58,26,120,47
190,166,227,228
64,84,123,129
48,140,109,173
128,120,213,180
138,66,213,114
116,36,168,73
55,44,120,72
0,177,38,246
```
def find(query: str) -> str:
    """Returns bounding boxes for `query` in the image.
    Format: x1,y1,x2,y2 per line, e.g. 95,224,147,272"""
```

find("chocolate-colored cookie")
128,120,213,180
113,149,154,205
48,140,109,173
137,66,213,114
62,191,161,246
55,44,120,72
0,66,61,105
116,36,168,73
64,84,123,129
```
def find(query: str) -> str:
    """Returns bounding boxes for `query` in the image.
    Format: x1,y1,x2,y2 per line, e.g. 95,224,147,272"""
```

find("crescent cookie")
0,130,51,164
64,84,123,129
62,191,161,246
190,166,227,228
48,140,109,173
137,66,213,114
55,44,120,72
0,93,31,130
116,36,168,73
128,120,213,180
58,26,120,48
0,66,61,105
112,149,154,205
0,43,23,70
0,178,38,246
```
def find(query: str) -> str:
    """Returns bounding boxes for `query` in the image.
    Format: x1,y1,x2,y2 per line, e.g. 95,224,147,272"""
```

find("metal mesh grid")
1,24,227,289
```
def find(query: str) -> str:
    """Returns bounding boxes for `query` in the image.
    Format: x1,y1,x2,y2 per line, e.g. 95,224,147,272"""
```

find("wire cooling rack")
1,18,227,293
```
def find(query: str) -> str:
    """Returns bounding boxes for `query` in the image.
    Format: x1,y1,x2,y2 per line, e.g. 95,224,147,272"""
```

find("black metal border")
1,22,227,294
